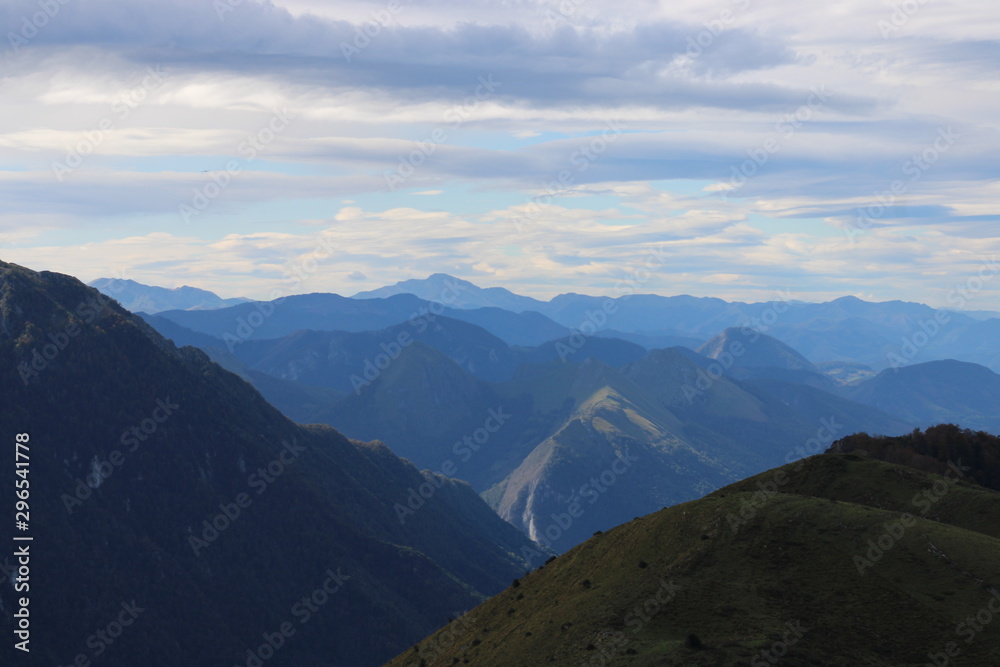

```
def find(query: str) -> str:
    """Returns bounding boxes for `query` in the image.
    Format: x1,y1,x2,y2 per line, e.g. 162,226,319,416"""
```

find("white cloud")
0,0,998,309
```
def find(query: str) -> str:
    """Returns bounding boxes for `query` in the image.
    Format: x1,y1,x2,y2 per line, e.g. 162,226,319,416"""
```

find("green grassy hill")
387,453,1000,666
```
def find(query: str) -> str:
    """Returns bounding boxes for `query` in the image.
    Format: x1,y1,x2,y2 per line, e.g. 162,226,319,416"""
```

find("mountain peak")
697,327,819,372
88,277,249,313
353,274,546,312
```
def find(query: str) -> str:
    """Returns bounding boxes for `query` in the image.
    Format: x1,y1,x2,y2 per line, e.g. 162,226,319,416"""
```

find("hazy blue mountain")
513,335,648,367
142,313,649,415
139,312,230,351
136,273,996,559
233,316,518,389
844,359,1000,434
138,314,342,422
621,347,910,457
156,292,569,348
310,334,912,554
143,289,926,557
594,328,704,350
353,272,547,312
747,378,914,433
760,296,975,370
315,343,528,488
1,261,542,667
151,274,999,372
156,292,429,340
89,277,249,313
697,327,818,372
352,276,763,337
240,369,345,424
396,279,998,372
537,293,981,372
948,308,1000,321
696,326,835,389
445,306,569,346
937,317,1000,372
485,357,743,552
485,346,911,553
539,292,745,335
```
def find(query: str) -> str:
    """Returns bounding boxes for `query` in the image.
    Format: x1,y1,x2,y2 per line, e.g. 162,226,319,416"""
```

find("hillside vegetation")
387,452,1000,666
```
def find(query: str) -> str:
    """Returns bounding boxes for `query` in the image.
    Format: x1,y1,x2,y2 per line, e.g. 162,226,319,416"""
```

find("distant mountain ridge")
312,333,913,552
358,277,998,372
697,326,835,390
118,272,1000,372
155,292,570,348
844,360,1000,433
353,272,547,312
138,291,1000,554
89,277,249,313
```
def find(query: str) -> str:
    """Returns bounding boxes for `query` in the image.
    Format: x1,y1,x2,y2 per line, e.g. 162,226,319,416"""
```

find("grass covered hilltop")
388,427,1000,666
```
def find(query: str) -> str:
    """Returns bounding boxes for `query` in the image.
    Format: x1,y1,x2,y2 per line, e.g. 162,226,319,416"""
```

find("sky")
1,0,999,308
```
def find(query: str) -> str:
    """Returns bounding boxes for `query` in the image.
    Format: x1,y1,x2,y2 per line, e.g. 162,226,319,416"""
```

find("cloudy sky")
2,0,998,307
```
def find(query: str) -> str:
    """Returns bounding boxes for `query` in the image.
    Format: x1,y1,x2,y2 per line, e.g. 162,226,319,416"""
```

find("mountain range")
113,278,1000,555
7,265,1000,665
91,274,1000,555
88,277,250,313
96,273,1000,373
1,262,544,667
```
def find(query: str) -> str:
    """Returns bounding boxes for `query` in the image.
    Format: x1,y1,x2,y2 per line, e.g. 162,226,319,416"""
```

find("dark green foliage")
831,424,1000,490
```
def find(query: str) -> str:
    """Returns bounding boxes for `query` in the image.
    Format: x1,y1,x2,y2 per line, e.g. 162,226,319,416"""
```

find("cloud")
6,195,992,305
1,0,822,113
1,0,999,310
